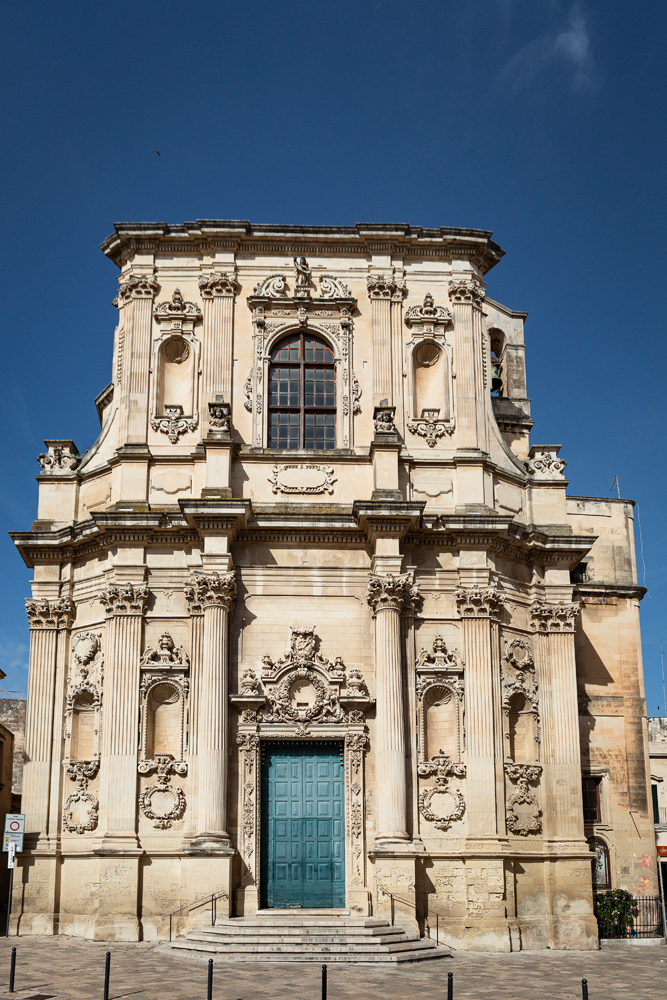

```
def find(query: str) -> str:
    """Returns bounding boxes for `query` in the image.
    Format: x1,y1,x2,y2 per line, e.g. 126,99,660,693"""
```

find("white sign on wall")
3,814,25,853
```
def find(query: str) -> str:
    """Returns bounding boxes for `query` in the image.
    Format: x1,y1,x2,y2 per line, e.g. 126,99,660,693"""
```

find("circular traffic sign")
8,821,20,832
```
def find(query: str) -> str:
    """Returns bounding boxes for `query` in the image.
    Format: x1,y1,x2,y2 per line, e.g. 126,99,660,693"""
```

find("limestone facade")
10,221,658,949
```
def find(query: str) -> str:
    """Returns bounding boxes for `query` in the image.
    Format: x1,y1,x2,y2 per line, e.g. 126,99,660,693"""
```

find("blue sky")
1,1,666,712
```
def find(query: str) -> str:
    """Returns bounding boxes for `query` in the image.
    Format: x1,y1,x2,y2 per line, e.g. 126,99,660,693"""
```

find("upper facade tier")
29,220,574,533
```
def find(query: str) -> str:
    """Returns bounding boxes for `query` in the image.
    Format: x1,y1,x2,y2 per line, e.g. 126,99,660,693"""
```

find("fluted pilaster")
368,275,406,406
448,279,487,451
456,587,502,838
185,603,204,835
98,583,148,840
532,601,584,840
23,598,74,839
367,572,417,842
116,274,159,444
199,272,238,433
188,573,236,848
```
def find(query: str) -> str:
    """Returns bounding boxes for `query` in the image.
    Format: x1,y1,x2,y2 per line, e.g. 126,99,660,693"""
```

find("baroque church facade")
11,221,658,950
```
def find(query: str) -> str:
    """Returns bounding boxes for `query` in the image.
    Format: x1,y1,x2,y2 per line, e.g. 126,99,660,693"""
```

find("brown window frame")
268,332,336,451
582,775,602,824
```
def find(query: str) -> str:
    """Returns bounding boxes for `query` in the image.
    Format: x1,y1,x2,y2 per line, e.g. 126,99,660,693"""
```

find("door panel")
261,741,345,908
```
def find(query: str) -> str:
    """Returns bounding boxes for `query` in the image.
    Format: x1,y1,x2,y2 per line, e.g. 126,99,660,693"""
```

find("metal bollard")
207,958,213,1000
581,979,589,1000
322,963,327,1000
447,971,453,1000
103,951,111,1000
9,947,16,993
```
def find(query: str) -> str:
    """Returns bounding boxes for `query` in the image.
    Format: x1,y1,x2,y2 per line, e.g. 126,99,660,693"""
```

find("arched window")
589,837,611,890
268,333,336,450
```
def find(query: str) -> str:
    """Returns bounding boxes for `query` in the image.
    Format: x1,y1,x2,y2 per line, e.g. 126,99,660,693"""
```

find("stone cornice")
10,504,595,569
100,221,505,275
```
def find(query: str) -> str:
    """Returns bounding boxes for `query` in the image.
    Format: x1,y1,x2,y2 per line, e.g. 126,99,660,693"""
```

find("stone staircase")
169,910,451,963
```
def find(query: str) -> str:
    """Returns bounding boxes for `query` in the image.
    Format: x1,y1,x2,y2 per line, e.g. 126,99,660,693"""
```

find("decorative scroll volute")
98,582,149,617
184,573,236,613
530,601,580,633
367,573,421,615
455,587,504,619
25,597,75,630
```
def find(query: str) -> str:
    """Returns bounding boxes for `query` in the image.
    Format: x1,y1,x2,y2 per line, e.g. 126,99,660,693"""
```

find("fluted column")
23,598,75,840
116,274,159,444
97,583,148,843
531,601,584,841
456,587,503,839
367,572,417,842
199,272,239,434
189,573,236,851
448,279,487,451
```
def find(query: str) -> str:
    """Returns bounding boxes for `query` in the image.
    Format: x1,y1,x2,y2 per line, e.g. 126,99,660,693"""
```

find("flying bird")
155,149,161,156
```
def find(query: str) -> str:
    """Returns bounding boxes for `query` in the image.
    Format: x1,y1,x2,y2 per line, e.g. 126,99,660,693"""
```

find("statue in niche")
294,256,312,289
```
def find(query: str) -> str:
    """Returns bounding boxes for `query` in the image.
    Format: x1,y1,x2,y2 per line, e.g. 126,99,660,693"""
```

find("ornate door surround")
232,626,372,913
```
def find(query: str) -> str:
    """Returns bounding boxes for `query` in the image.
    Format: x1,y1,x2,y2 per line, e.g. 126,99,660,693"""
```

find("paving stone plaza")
0,937,665,1000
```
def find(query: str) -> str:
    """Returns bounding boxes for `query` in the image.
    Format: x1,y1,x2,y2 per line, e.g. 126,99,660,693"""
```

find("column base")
187,832,235,855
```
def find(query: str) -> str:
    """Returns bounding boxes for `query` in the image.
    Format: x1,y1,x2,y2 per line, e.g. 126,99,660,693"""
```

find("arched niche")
70,692,96,761
157,335,194,415
424,684,459,761
145,681,183,759
507,693,535,763
411,340,450,419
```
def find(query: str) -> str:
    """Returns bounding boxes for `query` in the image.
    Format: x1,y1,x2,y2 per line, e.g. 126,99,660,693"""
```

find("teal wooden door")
261,741,345,908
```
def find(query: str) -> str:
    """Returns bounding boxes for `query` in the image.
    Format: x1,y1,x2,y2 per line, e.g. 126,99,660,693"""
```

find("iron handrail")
387,892,451,948
168,890,228,941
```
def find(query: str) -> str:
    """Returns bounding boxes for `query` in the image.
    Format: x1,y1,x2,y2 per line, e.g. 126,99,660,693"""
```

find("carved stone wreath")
63,788,99,834
262,666,344,725
417,754,466,831
138,753,187,829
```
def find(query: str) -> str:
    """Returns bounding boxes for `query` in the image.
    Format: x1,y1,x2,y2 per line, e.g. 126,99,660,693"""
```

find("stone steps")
169,914,450,964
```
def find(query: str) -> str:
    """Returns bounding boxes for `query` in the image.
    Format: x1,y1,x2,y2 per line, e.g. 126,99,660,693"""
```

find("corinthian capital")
447,279,485,306
367,572,420,615
198,271,239,298
456,587,503,618
25,597,75,630
185,572,236,613
530,601,580,633
98,582,149,617
118,274,160,302
366,275,407,301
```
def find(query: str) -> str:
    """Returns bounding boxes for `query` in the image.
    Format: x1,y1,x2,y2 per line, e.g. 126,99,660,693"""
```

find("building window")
589,837,611,890
652,783,661,824
582,775,602,823
268,333,336,450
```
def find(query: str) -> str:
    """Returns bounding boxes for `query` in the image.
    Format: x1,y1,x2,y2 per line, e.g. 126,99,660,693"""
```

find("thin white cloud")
0,636,29,676
498,3,598,94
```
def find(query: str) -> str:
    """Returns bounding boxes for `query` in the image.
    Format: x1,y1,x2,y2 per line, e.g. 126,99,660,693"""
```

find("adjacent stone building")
10,221,658,950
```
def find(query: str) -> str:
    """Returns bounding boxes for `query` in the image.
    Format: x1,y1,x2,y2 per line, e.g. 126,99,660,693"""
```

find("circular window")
414,343,441,368
163,338,190,364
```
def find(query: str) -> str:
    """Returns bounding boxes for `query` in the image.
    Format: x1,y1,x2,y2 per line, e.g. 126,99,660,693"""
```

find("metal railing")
387,892,450,947
168,890,228,942
595,895,664,939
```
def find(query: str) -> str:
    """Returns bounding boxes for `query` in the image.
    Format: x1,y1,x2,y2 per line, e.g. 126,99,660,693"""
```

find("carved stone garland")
231,626,372,903
504,763,542,835
246,264,357,448
63,631,104,833
63,760,100,834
